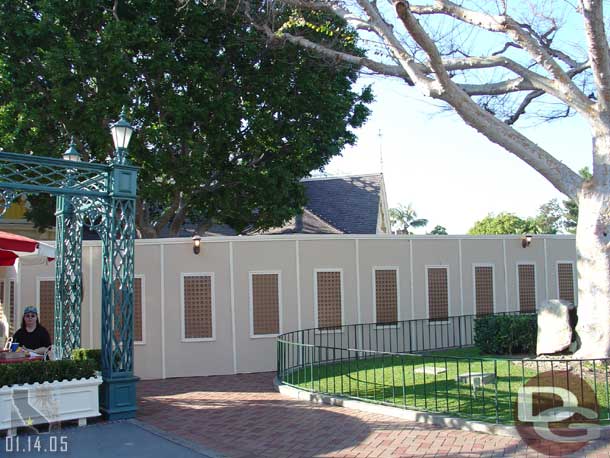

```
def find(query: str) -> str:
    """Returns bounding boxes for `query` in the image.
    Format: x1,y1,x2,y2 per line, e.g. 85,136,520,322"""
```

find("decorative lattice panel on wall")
183,275,213,339
39,280,55,341
427,268,449,321
375,269,398,324
475,266,494,316
316,271,342,329
251,273,280,335
518,264,536,312
557,263,575,305
134,278,143,342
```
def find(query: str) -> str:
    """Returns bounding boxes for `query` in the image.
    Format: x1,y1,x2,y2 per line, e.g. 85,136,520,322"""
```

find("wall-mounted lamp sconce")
192,234,202,255
521,234,532,248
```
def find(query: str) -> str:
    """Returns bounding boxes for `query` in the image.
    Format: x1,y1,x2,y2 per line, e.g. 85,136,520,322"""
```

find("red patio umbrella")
0,231,55,266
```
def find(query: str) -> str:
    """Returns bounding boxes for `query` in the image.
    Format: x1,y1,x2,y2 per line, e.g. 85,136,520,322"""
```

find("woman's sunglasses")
24,314,37,318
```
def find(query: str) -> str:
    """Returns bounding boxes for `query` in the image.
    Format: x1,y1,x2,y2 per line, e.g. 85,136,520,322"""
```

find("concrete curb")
274,377,610,439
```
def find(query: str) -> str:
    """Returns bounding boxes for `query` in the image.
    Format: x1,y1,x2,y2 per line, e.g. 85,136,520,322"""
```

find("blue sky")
323,76,591,234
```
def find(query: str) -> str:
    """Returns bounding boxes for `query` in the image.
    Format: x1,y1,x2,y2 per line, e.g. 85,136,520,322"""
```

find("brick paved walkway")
137,372,610,458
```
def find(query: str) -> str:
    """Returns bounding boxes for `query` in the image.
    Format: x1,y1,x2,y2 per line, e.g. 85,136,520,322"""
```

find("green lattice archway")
0,111,138,420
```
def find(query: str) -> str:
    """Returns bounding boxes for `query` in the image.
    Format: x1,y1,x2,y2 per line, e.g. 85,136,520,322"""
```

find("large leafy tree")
0,0,371,236
468,213,539,235
242,0,610,357
534,199,563,235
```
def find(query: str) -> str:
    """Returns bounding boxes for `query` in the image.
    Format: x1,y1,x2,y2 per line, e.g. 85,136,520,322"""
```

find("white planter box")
0,376,102,432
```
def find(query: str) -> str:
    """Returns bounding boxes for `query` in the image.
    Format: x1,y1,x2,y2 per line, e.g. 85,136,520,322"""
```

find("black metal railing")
277,313,610,425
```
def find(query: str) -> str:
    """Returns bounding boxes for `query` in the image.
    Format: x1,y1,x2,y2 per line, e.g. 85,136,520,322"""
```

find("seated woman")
12,306,51,355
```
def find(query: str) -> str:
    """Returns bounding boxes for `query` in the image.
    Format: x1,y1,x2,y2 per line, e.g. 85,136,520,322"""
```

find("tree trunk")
574,186,610,358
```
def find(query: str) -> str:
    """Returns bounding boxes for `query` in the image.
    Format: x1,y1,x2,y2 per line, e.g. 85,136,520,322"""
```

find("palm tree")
389,204,428,234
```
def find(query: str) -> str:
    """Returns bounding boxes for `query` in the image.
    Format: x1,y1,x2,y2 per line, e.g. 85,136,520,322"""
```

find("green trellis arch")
0,119,139,419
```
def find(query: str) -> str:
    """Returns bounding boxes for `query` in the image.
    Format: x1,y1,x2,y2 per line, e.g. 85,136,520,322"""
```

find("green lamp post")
0,108,139,420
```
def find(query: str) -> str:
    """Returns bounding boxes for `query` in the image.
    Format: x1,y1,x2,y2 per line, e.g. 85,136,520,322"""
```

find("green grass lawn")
284,347,610,425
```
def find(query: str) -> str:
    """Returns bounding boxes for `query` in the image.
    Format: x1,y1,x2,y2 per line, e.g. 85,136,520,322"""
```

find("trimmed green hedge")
0,359,97,388
474,314,537,355
71,348,101,370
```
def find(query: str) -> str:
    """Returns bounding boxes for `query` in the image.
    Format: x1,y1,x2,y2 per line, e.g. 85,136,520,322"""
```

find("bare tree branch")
249,0,594,197
505,90,545,125
394,0,582,199
355,0,440,95
409,0,593,116
492,41,521,56
459,61,590,96
253,23,413,81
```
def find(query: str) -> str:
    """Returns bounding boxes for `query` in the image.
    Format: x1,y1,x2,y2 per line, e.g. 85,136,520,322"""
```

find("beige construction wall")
0,234,577,380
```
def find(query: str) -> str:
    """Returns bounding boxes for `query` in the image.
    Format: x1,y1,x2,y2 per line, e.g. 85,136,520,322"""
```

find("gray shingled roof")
301,174,383,234
258,209,343,235
144,173,384,238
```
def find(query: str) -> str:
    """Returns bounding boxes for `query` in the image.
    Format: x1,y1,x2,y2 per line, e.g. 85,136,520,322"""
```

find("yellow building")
0,197,54,240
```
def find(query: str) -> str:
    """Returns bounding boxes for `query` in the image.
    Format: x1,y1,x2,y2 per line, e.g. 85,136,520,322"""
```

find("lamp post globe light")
110,106,134,164
62,137,81,162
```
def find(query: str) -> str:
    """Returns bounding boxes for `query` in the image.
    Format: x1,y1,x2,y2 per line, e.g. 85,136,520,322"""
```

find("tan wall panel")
357,239,411,322
298,240,357,328
80,246,95,349
233,240,297,373
13,235,578,379
163,241,234,377
132,244,163,380
504,237,546,311
546,238,578,305
460,239,505,314
21,264,51,319
86,245,103,350
412,240,460,319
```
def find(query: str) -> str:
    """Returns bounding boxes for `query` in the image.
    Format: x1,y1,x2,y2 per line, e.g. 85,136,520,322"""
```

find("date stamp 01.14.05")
4,434,69,454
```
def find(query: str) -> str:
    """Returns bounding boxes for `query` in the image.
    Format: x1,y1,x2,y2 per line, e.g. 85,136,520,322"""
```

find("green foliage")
0,359,97,388
71,348,101,370
534,199,563,234
389,203,428,234
428,225,448,235
470,183,593,236
474,314,537,355
0,0,372,235
468,212,540,235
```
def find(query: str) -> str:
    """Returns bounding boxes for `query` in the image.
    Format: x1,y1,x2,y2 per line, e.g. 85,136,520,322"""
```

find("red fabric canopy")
0,250,18,266
0,230,39,252
0,231,54,266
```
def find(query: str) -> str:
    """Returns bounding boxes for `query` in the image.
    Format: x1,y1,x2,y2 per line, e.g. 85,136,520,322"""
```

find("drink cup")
10,343,19,352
